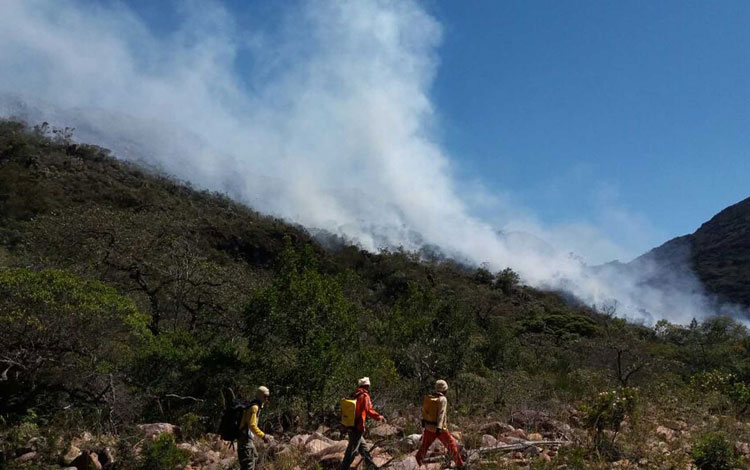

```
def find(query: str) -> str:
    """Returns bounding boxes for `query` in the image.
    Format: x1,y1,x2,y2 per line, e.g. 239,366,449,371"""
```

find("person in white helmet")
416,380,464,469
237,386,272,470
340,377,386,470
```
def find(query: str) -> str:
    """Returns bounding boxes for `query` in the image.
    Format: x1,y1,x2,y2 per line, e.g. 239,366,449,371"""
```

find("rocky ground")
7,409,750,469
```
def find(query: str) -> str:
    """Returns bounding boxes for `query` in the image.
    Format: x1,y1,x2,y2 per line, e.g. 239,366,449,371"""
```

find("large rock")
71,450,103,470
14,452,37,463
310,432,337,444
398,434,422,452
305,439,331,455
137,423,180,439
290,434,311,448
481,435,497,447
369,423,401,439
315,440,348,459
480,422,515,435
388,456,419,470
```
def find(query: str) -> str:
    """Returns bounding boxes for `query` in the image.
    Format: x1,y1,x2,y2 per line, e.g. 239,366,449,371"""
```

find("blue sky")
122,0,748,249
429,1,750,238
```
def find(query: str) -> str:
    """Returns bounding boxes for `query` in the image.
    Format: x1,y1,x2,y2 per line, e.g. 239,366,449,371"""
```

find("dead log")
420,440,571,463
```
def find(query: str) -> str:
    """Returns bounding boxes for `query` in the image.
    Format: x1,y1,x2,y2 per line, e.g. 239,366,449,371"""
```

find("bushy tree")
0,268,149,424
243,239,358,413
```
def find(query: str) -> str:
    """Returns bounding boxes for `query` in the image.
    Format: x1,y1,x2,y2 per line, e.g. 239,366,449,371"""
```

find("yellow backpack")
421,395,440,424
340,397,357,427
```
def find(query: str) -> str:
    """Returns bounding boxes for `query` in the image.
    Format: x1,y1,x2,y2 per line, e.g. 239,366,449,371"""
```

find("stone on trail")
481,434,497,447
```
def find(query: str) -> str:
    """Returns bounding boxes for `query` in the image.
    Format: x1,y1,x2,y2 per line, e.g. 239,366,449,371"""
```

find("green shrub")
136,434,189,470
177,413,205,441
691,432,740,470
581,387,637,457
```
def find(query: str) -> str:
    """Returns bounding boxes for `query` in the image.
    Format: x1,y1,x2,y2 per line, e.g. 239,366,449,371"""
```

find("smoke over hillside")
0,0,740,323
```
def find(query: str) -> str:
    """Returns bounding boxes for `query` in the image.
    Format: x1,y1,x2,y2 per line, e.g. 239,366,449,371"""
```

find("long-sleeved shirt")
353,387,382,432
424,393,448,433
239,403,265,439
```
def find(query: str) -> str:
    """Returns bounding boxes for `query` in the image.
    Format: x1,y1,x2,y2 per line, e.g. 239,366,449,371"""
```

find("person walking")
340,377,386,470
416,380,464,469
237,386,272,470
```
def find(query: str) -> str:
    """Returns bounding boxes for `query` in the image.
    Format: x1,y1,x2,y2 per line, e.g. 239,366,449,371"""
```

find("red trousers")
415,428,464,467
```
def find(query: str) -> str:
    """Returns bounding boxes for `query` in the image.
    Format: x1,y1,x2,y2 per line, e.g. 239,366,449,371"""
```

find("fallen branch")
421,440,572,464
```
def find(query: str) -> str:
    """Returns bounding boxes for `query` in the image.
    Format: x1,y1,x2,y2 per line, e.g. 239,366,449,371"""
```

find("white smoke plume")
0,0,737,323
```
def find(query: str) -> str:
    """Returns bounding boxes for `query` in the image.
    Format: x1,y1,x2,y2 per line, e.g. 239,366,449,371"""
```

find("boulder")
480,422,514,435
369,423,401,438
509,428,527,440
137,423,180,439
481,435,497,447
527,432,543,441
14,452,37,463
389,456,419,470
316,425,331,435
310,431,337,444
71,450,103,470
290,434,311,448
61,445,82,465
398,434,422,452
314,440,348,459
305,439,331,455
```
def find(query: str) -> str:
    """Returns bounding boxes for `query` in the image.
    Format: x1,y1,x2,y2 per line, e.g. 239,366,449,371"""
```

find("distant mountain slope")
633,198,750,308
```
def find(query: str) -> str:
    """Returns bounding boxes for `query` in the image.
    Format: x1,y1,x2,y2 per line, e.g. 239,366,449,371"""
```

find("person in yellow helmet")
237,386,272,470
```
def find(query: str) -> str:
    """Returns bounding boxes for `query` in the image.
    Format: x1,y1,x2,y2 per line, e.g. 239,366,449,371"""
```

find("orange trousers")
415,428,464,468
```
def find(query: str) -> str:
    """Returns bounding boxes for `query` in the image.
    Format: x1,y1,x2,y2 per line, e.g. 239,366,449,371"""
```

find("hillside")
3,119,750,469
632,198,750,309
